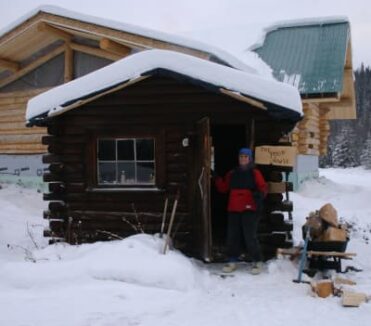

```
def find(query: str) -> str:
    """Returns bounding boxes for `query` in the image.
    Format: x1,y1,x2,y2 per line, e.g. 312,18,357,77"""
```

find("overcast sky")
0,0,370,68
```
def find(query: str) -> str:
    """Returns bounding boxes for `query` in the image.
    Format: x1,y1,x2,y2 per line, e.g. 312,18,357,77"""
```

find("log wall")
291,103,331,156
0,88,48,153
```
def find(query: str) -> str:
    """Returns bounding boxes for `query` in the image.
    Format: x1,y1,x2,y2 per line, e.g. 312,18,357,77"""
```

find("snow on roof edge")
0,5,263,76
26,49,302,122
249,16,349,51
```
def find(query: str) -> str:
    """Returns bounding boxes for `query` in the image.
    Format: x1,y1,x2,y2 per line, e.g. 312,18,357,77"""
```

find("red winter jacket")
215,167,267,212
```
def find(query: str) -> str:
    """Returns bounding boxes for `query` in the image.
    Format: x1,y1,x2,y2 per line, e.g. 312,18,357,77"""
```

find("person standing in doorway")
213,148,267,275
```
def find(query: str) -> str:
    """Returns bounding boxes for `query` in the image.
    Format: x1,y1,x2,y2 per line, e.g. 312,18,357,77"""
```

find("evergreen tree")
332,130,358,168
324,64,371,167
361,136,371,169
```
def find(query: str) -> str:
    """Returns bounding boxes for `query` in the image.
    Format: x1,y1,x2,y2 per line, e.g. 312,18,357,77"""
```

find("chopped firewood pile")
303,203,348,242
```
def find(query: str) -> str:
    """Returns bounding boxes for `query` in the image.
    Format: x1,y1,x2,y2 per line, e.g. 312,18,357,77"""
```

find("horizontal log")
268,182,293,193
48,144,84,154
43,209,67,220
67,201,188,213
0,143,46,153
0,127,46,135
258,232,287,245
43,173,63,182
266,193,284,203
44,193,65,201
267,200,293,212
0,122,27,130
268,213,285,225
0,88,50,98
0,134,43,145
42,154,62,164
48,201,66,211
269,171,283,182
0,108,25,117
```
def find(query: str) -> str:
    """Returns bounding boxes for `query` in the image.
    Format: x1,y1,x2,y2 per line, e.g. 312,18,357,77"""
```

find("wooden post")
249,118,255,149
64,42,73,83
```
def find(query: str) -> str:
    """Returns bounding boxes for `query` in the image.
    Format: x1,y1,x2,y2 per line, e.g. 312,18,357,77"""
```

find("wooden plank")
0,58,20,72
99,38,131,57
0,88,50,98
70,42,119,61
0,128,46,135
0,44,65,89
268,182,293,193
64,43,73,82
0,122,27,130
0,143,46,153
220,88,267,110
0,113,25,123
0,108,25,117
0,134,43,144
37,22,72,41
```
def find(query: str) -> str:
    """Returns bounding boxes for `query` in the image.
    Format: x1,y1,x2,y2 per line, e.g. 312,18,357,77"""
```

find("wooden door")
194,117,212,261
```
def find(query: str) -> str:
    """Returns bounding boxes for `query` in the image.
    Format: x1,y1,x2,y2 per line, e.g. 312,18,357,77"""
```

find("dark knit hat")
239,147,253,158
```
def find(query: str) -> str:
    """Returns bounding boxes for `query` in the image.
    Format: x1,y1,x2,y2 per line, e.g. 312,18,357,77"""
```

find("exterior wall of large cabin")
290,102,331,190
42,76,296,259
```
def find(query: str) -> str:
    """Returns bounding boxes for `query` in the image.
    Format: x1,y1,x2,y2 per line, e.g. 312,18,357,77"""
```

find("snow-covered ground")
0,168,370,326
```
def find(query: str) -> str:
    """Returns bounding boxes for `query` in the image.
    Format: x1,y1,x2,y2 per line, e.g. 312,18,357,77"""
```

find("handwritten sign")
255,146,296,167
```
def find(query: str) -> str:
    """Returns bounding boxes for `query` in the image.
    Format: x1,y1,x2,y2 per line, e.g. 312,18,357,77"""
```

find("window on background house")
97,138,155,186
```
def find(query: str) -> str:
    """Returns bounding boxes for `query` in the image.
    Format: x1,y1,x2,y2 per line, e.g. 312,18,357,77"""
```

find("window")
97,138,155,186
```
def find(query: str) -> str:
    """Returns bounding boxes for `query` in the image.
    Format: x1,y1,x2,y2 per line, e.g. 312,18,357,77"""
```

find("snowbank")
26,49,302,122
0,234,207,292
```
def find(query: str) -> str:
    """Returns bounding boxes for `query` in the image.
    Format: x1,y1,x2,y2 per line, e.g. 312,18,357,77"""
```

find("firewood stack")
303,203,348,242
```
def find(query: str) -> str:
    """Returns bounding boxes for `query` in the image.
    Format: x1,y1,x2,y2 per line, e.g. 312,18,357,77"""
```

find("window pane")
118,162,136,184
117,140,134,160
98,162,116,184
136,139,154,160
98,140,115,161
137,162,155,184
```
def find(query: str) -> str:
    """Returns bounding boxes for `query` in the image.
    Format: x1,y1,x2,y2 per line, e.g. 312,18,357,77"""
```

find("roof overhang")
302,39,356,120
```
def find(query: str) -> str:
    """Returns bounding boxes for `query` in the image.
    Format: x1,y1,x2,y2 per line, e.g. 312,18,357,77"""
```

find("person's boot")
222,262,237,273
250,262,263,275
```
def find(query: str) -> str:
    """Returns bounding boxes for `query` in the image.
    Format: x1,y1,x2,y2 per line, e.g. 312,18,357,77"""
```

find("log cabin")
25,49,302,261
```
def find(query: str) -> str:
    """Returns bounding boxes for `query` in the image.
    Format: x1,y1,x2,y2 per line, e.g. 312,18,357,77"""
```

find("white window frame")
97,137,156,186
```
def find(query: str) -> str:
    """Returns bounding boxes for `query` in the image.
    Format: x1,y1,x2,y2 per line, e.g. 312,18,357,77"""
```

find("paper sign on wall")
255,146,296,167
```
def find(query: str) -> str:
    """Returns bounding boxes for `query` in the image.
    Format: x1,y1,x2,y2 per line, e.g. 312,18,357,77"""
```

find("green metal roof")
253,20,350,95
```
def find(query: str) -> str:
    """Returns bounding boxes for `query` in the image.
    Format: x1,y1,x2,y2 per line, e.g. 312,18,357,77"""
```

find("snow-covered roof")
0,5,268,77
26,49,302,123
249,16,349,51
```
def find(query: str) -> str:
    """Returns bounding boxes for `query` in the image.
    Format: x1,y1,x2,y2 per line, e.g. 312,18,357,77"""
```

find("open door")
194,117,212,261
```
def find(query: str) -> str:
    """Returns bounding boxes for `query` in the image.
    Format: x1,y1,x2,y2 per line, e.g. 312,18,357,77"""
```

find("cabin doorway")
193,119,249,261
210,124,248,257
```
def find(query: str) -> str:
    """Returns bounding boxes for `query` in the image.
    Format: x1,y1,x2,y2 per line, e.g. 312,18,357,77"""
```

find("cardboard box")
321,227,347,242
